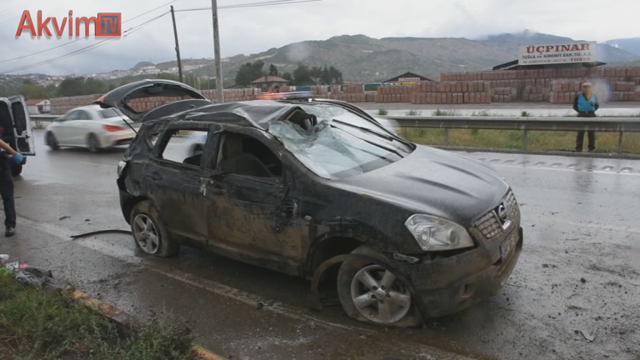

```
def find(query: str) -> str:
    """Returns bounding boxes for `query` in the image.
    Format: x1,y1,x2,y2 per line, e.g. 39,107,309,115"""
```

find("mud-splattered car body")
100,80,523,326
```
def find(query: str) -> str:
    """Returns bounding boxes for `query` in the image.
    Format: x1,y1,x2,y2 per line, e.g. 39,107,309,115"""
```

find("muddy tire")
87,133,101,153
46,132,59,150
337,246,422,327
130,200,179,257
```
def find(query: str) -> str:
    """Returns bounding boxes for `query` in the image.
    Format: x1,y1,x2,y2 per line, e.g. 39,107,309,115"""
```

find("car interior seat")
182,154,202,167
218,134,273,177
287,110,317,131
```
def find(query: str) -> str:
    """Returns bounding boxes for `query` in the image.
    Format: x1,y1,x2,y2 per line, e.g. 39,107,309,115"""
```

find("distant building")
383,72,434,84
250,75,289,92
26,99,50,114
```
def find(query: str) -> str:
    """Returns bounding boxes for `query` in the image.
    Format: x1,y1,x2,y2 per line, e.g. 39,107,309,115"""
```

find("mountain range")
172,31,640,82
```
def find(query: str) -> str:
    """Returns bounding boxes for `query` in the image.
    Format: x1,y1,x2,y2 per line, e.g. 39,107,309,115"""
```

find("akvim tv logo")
16,11,121,37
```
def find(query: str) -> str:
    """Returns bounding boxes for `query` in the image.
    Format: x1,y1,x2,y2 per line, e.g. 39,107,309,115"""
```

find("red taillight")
103,125,124,132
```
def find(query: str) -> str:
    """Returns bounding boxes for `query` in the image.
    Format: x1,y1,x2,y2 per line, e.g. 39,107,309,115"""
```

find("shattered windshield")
269,105,414,179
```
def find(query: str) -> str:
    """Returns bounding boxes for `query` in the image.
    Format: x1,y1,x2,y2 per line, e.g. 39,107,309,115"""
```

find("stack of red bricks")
549,80,581,104
311,86,329,96
610,81,640,101
50,94,103,114
329,93,367,102
201,88,259,103
409,81,492,104
126,96,189,113
377,85,413,103
343,84,364,93
492,87,516,102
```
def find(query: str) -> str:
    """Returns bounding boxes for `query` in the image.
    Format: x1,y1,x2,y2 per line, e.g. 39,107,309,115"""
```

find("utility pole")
211,0,224,102
170,6,184,83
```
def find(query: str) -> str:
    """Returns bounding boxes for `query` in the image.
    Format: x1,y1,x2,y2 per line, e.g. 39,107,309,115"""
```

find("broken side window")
159,130,208,167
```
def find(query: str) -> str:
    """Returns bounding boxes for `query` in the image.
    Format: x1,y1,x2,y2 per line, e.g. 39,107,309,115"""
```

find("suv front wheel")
337,246,422,327
130,200,179,257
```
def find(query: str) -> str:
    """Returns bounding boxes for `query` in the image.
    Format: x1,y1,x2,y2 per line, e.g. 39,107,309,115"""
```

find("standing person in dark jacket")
573,82,599,152
0,138,23,237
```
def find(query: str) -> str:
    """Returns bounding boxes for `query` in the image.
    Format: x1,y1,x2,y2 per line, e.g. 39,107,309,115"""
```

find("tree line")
235,61,343,86
11,73,222,100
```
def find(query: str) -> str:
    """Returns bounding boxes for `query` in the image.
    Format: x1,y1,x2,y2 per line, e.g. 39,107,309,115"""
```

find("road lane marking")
13,214,376,335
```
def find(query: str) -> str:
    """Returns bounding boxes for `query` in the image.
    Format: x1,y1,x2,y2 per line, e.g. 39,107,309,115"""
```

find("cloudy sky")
0,0,638,76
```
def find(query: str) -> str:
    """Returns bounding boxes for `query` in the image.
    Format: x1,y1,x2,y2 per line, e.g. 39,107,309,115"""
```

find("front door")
144,123,214,243
203,129,304,272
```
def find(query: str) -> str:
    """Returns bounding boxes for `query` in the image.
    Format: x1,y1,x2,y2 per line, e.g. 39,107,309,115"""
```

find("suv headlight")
404,215,474,251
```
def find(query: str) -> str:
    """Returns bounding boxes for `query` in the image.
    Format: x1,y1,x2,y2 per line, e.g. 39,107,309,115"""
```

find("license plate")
500,231,519,261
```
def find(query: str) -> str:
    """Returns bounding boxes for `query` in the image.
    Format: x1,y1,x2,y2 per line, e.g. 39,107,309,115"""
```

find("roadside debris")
15,266,59,291
580,330,595,342
257,301,267,310
59,216,70,220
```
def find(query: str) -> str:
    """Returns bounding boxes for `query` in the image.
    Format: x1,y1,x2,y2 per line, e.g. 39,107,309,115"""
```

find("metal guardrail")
29,114,640,152
383,116,640,152
30,114,59,130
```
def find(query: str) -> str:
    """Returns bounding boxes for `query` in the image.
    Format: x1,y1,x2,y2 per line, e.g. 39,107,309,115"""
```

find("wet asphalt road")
1,130,639,360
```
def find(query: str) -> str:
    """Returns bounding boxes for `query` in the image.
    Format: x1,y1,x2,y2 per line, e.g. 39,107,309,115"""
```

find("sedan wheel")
87,134,101,153
46,132,59,150
350,265,412,324
130,201,179,257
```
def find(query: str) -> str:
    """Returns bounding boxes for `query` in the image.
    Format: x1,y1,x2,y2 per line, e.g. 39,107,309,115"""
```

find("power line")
0,0,177,64
175,0,322,12
1,13,169,74
2,0,321,74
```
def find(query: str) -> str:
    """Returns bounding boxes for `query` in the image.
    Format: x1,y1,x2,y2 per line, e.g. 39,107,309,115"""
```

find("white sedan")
45,105,138,152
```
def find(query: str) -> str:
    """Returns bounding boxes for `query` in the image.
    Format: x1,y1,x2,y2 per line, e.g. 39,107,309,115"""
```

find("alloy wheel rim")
350,264,411,324
132,214,160,254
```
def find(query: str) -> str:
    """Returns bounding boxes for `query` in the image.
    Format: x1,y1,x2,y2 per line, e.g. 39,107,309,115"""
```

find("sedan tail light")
104,125,125,132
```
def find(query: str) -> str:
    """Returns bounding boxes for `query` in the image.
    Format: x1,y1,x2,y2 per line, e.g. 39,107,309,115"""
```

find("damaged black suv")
100,80,523,327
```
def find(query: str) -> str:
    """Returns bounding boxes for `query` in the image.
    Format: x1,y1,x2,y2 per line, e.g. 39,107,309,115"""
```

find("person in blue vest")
572,82,599,152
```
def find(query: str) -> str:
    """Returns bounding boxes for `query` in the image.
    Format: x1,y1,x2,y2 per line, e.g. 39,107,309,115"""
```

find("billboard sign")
518,42,597,66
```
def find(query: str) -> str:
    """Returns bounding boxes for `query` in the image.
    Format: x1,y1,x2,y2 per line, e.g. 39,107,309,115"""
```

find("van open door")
0,96,35,176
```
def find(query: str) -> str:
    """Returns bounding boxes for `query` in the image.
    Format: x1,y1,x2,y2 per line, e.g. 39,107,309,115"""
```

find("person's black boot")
5,227,15,237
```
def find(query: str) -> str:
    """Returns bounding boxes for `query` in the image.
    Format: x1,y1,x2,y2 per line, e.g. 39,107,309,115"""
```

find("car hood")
330,145,509,226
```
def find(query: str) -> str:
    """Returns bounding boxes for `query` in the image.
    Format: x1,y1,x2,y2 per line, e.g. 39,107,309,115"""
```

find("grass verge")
399,128,640,154
0,272,199,360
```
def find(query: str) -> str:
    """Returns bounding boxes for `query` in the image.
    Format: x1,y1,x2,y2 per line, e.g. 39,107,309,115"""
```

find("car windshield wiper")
331,125,405,159
332,119,413,148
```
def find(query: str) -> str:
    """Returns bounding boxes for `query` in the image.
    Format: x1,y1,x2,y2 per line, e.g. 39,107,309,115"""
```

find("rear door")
144,122,215,243
0,96,35,155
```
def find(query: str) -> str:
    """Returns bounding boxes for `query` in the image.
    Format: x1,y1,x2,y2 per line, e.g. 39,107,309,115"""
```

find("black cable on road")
70,229,132,240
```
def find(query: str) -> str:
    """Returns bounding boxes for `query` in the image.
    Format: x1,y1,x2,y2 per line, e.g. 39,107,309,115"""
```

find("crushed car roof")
175,100,317,130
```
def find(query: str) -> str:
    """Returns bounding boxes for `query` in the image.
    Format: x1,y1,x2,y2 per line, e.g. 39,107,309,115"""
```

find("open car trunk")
93,79,211,122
